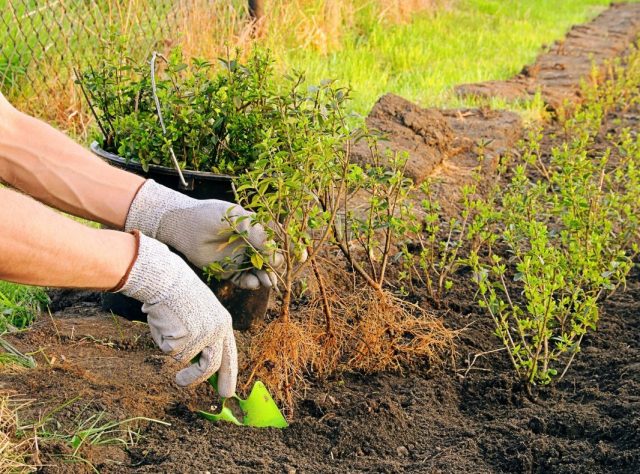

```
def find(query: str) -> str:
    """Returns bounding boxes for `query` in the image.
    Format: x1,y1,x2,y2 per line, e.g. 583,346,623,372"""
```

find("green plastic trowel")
198,374,288,429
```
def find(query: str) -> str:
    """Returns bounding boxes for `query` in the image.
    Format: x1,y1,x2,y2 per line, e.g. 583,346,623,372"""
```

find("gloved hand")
125,180,281,290
115,232,237,395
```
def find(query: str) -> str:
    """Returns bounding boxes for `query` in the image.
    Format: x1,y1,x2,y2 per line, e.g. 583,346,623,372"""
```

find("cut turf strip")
455,2,640,111
352,94,522,189
355,3,640,197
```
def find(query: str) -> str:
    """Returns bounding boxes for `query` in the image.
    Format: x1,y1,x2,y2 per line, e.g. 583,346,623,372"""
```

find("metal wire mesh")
0,0,183,98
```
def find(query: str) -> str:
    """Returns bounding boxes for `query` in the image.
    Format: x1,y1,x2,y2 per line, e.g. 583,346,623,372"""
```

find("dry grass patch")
0,394,34,474
175,0,448,59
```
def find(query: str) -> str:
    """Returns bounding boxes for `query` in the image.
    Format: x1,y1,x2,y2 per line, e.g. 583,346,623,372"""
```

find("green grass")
0,0,59,89
0,280,49,333
281,0,637,115
4,0,635,126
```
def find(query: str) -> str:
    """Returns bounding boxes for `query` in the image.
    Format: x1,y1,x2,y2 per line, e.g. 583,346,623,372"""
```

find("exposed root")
243,319,319,413
347,287,455,372
245,264,456,414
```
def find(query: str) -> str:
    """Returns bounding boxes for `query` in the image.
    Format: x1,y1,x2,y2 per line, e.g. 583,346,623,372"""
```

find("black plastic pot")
91,142,269,331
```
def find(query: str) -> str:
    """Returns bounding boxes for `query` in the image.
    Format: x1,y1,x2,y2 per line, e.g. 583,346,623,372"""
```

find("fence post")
248,0,264,21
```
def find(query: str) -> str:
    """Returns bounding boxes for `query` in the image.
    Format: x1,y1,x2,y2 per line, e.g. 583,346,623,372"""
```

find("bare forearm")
0,106,144,228
0,187,136,289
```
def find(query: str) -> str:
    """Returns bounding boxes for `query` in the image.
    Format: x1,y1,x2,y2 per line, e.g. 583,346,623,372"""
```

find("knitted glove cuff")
108,230,141,292
124,180,195,237
116,232,186,304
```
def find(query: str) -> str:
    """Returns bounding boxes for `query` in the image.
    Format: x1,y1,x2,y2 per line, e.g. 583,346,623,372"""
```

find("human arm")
0,186,135,289
0,93,280,288
0,93,144,229
0,186,237,393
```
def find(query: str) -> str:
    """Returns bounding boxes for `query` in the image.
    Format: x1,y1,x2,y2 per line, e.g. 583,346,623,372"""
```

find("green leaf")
251,253,264,270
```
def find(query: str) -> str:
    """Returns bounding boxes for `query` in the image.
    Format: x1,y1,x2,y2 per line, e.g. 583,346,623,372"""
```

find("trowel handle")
207,372,219,391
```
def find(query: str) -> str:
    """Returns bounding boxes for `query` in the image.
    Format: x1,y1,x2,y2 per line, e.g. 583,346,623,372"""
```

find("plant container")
91,141,269,330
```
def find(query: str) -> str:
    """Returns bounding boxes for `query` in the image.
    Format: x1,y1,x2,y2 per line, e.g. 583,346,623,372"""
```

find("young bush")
469,50,640,386
226,76,453,407
226,73,352,406
327,139,454,374
399,179,482,305
471,128,635,386
78,49,278,174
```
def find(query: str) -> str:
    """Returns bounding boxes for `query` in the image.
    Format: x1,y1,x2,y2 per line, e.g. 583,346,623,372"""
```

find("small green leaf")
250,253,264,270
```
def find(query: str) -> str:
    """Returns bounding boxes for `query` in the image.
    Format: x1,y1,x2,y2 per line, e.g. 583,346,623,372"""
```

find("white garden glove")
114,232,237,395
125,180,282,290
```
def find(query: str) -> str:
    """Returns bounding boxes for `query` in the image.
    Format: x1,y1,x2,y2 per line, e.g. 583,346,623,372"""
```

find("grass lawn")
3,1,635,119
0,280,48,334
281,0,636,115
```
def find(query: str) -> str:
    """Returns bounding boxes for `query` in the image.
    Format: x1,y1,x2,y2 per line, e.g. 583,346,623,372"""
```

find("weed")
16,398,169,472
0,282,48,335
0,338,35,371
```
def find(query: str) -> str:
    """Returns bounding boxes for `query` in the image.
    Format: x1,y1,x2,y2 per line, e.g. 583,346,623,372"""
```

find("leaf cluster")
470,53,640,385
78,49,279,175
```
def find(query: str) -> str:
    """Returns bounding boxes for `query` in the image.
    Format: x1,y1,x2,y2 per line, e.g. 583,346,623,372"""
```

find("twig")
150,52,188,188
558,333,584,381
458,347,506,378
310,255,333,336
73,68,109,142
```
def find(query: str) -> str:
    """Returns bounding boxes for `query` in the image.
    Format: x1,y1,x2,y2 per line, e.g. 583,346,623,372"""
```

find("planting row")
71,45,640,407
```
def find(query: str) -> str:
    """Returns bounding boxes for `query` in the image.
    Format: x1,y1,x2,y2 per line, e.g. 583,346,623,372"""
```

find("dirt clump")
353,94,522,190
47,288,101,312
352,93,455,183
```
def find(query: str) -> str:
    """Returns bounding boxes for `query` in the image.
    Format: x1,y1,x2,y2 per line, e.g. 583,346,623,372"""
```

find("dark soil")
2,5,640,474
2,106,638,473
3,214,639,473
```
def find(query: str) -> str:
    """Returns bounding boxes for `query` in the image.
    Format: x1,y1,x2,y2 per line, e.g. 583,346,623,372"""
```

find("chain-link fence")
0,0,182,93
0,0,260,133
1,0,257,113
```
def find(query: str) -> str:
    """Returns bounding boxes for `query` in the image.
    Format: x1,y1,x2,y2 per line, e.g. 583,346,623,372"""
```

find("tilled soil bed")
2,5,640,474
2,103,639,473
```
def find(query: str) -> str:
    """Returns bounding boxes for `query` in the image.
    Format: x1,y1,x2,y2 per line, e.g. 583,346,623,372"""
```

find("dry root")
0,394,34,473
245,264,455,414
243,319,319,411
347,287,454,372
